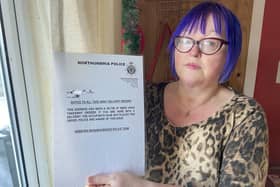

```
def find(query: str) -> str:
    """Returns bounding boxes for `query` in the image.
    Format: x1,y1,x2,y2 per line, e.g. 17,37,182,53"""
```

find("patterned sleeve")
144,82,166,116
219,99,269,187
144,83,154,116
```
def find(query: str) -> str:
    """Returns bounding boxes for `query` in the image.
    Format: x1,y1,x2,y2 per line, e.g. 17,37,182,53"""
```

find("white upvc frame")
12,0,51,186
0,0,39,186
244,0,266,97
0,0,50,186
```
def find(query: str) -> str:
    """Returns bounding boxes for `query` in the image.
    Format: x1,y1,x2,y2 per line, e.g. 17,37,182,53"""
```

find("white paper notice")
53,52,145,187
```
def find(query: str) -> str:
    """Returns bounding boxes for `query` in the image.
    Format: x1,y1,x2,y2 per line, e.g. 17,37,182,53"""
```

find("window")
0,59,17,187
0,57,15,187
0,22,25,187
0,68,4,96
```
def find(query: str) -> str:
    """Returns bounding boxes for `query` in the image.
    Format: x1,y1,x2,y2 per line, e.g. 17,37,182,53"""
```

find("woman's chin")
178,78,203,88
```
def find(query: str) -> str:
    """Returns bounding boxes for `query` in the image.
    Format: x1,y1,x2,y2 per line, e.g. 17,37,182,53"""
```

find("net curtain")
16,0,121,184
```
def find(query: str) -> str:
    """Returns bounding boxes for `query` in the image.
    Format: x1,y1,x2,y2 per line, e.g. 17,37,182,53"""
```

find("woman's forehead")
182,15,226,37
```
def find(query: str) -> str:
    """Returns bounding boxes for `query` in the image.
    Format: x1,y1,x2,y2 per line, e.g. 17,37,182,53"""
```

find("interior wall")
254,0,280,166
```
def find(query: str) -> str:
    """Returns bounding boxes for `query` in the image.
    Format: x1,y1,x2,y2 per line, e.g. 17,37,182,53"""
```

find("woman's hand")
85,172,146,187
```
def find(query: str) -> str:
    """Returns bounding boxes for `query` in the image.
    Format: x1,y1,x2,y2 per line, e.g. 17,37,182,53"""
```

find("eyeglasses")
174,36,229,55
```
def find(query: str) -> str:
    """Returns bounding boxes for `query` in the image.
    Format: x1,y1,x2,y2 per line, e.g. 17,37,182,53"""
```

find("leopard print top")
144,83,269,187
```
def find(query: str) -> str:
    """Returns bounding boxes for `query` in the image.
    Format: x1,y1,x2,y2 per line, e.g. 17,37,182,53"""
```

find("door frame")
244,0,266,97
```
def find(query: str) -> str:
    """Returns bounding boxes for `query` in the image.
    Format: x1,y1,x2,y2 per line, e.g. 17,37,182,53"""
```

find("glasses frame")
174,36,229,55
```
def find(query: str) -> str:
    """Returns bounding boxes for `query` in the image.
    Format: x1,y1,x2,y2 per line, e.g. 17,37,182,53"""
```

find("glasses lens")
199,38,221,54
174,37,193,52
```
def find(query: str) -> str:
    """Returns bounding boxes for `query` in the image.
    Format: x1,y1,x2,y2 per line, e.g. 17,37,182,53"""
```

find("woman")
86,2,269,187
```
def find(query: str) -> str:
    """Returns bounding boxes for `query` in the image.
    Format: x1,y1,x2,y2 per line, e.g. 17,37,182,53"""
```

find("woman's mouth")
185,63,201,70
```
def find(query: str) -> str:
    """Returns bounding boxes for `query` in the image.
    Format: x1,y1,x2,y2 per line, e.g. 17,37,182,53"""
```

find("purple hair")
167,2,242,83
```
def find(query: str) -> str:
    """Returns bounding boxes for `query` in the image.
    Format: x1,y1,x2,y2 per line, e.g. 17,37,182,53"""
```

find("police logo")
127,64,136,75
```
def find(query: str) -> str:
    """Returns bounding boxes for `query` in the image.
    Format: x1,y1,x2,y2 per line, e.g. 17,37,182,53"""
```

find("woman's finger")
85,184,107,187
84,184,98,187
87,174,112,185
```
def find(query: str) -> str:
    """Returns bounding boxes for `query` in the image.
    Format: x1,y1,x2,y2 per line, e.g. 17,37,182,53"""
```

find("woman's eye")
203,40,217,46
182,39,192,45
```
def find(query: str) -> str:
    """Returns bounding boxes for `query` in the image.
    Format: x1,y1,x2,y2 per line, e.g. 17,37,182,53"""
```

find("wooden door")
139,0,253,92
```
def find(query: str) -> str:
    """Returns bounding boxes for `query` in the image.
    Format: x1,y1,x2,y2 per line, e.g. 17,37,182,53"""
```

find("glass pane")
0,60,18,187
0,25,20,187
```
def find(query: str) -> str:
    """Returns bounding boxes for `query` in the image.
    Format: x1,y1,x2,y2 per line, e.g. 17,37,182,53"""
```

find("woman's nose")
188,44,201,57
